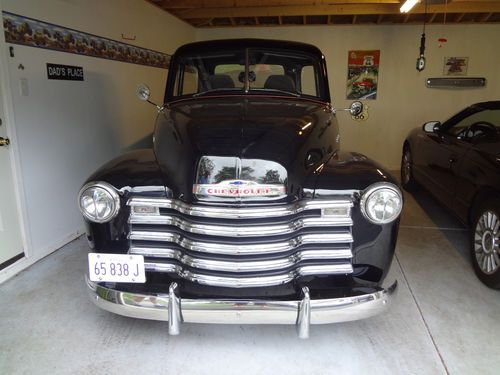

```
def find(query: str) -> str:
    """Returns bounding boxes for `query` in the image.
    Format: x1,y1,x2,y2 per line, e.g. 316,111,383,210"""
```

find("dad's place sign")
46,63,84,81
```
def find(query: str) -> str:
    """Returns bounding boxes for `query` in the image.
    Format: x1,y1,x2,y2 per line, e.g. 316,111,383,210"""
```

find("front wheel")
401,146,417,191
471,200,500,289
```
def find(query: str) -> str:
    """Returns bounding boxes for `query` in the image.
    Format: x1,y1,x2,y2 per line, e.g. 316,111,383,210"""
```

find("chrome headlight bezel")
360,183,403,225
78,181,120,223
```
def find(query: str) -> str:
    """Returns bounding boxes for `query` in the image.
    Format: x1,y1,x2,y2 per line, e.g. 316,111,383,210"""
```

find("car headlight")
78,182,120,223
360,183,403,224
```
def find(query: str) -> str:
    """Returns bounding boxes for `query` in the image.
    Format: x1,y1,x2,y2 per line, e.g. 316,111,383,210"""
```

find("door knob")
0,137,10,146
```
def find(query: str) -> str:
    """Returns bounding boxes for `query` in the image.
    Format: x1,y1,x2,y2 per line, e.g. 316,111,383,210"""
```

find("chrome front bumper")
86,277,397,339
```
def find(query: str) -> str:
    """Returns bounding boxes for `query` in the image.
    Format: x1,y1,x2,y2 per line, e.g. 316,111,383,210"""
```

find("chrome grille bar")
130,215,352,237
131,247,353,272
129,232,353,255
144,262,354,288
128,197,352,219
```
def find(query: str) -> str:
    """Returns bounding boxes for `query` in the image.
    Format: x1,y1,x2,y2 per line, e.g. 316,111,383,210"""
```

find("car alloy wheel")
401,150,411,185
401,146,417,191
474,210,500,275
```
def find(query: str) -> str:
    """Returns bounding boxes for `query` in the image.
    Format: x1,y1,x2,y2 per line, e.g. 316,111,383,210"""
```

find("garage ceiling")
146,0,500,27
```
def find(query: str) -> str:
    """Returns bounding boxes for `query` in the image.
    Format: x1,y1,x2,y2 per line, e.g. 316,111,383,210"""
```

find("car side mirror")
333,101,364,117
136,83,163,111
423,121,441,133
137,83,151,101
349,101,363,117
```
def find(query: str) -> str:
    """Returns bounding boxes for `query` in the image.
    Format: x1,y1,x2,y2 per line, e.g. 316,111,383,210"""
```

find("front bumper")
86,277,397,339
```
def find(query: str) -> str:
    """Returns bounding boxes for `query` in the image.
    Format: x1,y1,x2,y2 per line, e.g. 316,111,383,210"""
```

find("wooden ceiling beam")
178,2,500,19
193,18,214,27
450,0,494,2
480,12,492,21
158,0,401,9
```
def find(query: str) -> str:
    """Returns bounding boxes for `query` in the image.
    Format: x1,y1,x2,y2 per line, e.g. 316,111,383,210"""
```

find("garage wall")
196,24,500,170
1,0,194,263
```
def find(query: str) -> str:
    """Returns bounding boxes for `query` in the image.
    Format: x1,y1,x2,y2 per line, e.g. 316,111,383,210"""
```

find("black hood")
153,96,338,202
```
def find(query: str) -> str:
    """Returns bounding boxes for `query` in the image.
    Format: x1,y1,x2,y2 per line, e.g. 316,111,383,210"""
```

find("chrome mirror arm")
331,101,364,117
146,99,164,112
333,108,353,114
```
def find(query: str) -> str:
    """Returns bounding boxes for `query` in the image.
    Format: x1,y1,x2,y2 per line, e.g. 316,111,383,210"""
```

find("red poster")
347,50,380,100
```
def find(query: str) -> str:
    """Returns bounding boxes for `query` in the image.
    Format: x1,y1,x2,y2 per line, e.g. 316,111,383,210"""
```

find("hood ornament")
193,180,286,198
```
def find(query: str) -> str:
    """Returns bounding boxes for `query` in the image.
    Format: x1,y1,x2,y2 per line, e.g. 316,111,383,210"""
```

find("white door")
0,80,24,269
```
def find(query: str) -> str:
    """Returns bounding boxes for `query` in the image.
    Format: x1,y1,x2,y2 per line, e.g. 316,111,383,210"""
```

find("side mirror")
332,101,365,118
136,83,163,111
137,84,151,101
423,121,441,133
349,101,363,117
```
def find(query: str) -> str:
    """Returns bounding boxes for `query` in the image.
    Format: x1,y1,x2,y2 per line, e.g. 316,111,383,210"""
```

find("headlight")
360,183,403,224
78,182,120,223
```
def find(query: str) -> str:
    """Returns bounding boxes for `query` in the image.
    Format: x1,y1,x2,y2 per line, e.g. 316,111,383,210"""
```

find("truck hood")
153,96,336,202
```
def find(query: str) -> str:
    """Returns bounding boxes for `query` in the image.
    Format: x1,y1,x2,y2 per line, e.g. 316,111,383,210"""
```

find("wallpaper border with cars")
2,11,170,69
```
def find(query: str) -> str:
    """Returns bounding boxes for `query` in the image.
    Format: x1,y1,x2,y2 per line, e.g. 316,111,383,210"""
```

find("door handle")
0,137,10,146
449,156,457,164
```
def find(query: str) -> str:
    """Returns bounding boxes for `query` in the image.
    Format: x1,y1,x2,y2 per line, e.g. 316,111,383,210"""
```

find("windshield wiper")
193,88,241,97
250,88,301,98
193,88,302,98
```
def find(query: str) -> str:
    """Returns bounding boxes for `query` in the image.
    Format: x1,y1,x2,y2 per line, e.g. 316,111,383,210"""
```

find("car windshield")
448,108,500,142
169,48,325,101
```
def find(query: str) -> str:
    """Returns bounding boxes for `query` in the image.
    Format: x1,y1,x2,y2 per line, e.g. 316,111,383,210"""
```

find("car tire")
470,199,500,289
401,145,418,191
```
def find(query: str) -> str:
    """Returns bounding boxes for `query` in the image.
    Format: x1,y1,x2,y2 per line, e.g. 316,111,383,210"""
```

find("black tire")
470,199,500,289
401,145,418,191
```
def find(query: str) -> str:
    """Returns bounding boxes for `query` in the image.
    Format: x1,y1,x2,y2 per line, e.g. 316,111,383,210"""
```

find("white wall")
197,24,500,169
1,0,194,268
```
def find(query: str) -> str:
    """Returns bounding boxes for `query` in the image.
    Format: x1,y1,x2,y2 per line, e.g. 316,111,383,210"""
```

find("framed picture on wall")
443,57,468,76
346,50,380,100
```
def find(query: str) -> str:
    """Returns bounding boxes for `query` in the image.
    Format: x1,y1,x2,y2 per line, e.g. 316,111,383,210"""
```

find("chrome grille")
127,197,354,288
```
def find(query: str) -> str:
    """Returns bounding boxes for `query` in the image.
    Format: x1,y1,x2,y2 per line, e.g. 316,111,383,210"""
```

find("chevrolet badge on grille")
193,180,286,197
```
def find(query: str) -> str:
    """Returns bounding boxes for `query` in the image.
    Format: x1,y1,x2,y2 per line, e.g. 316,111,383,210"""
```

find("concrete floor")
1,188,500,375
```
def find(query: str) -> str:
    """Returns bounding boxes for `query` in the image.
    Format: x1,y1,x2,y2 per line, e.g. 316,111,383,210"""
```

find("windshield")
168,48,326,101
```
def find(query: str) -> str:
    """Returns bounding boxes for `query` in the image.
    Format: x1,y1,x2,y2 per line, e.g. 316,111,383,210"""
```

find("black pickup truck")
79,39,402,338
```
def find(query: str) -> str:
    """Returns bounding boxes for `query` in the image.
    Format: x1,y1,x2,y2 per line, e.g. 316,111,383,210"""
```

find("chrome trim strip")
120,186,168,193
130,247,352,272
129,232,353,255
128,197,353,219
143,262,353,288
86,277,398,336
129,215,352,237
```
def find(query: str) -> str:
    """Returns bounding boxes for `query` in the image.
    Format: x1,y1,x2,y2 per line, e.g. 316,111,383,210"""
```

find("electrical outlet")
19,78,29,96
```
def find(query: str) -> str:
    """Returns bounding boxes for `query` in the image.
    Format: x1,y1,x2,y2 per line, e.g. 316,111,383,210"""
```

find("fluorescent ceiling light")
400,0,420,13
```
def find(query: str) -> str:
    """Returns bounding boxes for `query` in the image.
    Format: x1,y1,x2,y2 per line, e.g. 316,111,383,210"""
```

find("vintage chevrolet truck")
79,39,401,338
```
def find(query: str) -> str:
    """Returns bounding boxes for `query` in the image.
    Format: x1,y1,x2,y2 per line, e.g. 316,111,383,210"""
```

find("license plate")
88,253,146,283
